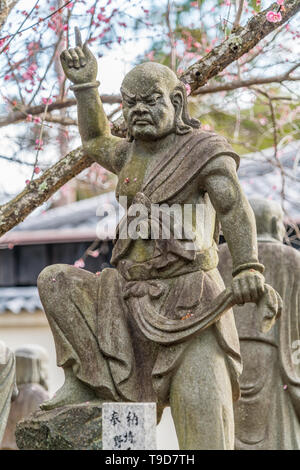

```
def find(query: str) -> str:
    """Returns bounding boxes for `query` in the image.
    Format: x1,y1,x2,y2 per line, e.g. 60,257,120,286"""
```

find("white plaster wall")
0,313,64,394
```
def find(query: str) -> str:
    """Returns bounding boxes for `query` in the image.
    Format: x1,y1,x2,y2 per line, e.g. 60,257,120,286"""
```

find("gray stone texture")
218,198,300,449
1,344,49,450
0,341,16,442
16,402,103,450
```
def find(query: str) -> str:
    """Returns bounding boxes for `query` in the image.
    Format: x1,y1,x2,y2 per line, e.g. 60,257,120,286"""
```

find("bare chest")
116,150,169,205
116,150,203,208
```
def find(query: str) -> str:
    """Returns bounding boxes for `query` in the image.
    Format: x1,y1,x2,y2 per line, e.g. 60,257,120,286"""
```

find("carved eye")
125,100,135,108
145,93,161,106
145,99,156,106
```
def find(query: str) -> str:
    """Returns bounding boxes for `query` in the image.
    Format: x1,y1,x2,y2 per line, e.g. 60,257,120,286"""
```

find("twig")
181,0,300,93
0,154,36,166
30,87,54,180
166,0,176,72
28,30,64,106
0,0,73,45
232,0,245,32
253,87,287,210
193,68,300,95
0,0,40,54
0,94,122,127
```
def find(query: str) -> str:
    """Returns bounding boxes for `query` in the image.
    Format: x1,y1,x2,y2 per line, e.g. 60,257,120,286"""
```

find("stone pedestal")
16,402,102,450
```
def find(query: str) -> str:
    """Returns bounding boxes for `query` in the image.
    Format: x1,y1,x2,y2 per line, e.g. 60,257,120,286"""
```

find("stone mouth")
134,120,152,125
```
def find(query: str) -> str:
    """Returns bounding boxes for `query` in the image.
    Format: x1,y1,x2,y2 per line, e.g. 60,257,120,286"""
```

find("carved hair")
171,82,200,135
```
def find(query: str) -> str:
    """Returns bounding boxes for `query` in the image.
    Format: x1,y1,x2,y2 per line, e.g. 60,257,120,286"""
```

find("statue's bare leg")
169,326,234,450
41,367,97,410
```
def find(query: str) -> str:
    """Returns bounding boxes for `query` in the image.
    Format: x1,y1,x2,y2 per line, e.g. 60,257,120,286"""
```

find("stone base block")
16,402,102,450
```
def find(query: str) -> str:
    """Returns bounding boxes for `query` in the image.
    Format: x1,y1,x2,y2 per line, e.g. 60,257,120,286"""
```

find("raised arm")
201,155,265,305
60,28,126,174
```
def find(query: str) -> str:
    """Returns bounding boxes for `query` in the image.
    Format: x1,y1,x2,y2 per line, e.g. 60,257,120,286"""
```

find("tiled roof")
14,191,120,231
0,191,122,246
0,287,42,314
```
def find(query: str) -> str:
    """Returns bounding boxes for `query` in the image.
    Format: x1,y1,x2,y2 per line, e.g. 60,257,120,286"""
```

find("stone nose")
132,101,149,114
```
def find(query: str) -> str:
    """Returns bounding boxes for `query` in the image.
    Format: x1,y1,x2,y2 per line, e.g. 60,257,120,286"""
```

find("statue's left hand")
231,269,265,305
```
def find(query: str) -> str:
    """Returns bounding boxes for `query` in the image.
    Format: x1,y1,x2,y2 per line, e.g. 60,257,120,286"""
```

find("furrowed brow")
120,87,136,100
140,87,163,100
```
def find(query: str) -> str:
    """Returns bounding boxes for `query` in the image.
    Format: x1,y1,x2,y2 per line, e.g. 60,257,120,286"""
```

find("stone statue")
219,198,300,450
34,28,281,450
0,344,49,450
0,341,17,442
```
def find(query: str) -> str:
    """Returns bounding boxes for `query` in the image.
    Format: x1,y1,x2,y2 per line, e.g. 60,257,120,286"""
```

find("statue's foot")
40,368,96,410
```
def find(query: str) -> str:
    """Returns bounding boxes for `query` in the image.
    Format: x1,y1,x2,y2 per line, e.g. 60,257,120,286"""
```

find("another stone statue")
219,198,300,450
0,341,17,442
0,344,49,450
33,29,281,450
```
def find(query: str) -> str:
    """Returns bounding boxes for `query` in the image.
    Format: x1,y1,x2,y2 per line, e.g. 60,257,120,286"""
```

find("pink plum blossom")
185,83,191,96
266,11,282,22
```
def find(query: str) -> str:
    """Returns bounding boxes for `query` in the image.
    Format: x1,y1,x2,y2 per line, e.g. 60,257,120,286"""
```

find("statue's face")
121,66,178,141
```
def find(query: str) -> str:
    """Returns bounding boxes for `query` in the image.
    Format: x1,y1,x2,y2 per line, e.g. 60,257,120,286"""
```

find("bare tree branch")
0,94,122,127
0,147,93,238
232,0,245,31
44,113,77,126
166,0,176,72
194,69,300,95
0,154,34,166
181,0,300,93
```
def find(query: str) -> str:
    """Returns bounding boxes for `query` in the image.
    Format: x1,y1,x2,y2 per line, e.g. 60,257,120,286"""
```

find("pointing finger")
75,26,83,48
82,40,94,59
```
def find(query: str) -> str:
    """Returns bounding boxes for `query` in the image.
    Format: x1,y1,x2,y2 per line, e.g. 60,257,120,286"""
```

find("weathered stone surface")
1,344,49,450
0,341,16,442
16,402,102,450
218,198,300,450
103,402,156,450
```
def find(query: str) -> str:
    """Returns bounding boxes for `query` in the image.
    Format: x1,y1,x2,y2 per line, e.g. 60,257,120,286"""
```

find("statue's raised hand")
60,27,98,84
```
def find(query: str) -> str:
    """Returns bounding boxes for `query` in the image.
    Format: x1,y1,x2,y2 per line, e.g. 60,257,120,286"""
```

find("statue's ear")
171,88,184,120
170,84,200,134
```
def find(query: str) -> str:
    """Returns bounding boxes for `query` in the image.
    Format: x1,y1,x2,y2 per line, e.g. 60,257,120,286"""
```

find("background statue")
0,341,17,442
219,198,300,450
0,344,49,450
36,29,280,450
